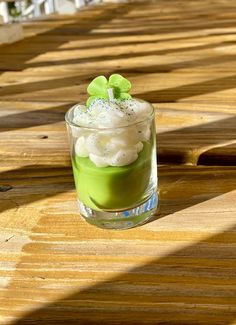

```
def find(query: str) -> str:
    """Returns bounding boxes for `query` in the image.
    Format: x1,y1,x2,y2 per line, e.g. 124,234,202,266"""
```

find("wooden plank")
0,101,235,166
0,0,236,324
0,165,236,324
1,72,236,104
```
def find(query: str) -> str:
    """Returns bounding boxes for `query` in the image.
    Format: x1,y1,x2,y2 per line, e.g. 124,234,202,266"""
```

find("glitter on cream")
72,98,152,167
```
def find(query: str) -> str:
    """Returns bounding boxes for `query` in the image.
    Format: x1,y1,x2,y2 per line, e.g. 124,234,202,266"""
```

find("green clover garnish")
86,74,132,106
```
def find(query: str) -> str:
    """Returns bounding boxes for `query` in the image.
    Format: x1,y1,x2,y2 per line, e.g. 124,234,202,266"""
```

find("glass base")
78,192,158,230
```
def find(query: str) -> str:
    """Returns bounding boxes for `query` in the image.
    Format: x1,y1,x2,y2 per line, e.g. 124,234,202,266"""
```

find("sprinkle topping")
71,98,152,167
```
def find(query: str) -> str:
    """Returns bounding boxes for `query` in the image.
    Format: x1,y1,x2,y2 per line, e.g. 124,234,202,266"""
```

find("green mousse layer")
72,142,152,211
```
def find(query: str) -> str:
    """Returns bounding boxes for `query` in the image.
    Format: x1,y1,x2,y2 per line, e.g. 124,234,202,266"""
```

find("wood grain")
0,0,236,324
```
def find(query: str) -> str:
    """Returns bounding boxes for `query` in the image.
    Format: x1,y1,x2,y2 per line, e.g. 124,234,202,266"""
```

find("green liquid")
72,142,152,211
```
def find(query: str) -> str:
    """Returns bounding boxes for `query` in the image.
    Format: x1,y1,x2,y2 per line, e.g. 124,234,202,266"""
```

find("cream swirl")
72,99,153,167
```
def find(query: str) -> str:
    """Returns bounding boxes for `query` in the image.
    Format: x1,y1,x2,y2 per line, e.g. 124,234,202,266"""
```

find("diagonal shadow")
11,230,236,324
0,2,133,73
84,17,236,37
0,103,73,132
118,54,236,74
129,40,236,56
1,2,236,72
157,115,236,166
135,74,236,102
157,164,236,217
1,2,236,100
1,115,236,215
6,164,236,324
72,39,236,56
0,165,74,214
2,81,236,322
0,75,92,98
199,143,236,166
54,33,236,51
1,1,236,322
12,46,236,72
1,54,236,102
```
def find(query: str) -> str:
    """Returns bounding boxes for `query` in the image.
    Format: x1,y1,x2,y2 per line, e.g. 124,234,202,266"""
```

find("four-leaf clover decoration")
86,74,132,106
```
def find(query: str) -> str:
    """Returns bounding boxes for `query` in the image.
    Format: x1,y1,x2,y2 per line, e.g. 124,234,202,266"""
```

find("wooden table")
0,0,236,324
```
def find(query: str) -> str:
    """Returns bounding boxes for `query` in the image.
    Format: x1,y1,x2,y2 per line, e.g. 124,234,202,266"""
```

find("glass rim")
65,99,155,131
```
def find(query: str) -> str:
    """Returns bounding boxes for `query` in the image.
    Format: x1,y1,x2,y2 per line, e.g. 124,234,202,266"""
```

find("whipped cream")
71,99,153,167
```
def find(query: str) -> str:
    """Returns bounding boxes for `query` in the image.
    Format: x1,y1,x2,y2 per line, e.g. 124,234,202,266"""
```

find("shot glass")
65,100,158,229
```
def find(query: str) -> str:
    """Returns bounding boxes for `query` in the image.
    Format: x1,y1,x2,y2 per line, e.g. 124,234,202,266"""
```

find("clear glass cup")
65,100,158,229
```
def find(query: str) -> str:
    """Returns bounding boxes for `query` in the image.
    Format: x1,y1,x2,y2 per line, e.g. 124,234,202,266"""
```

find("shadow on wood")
9,219,236,324
0,165,74,214
157,116,236,165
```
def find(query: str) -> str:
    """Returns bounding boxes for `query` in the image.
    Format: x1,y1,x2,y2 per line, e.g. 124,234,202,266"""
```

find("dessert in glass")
65,74,158,229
